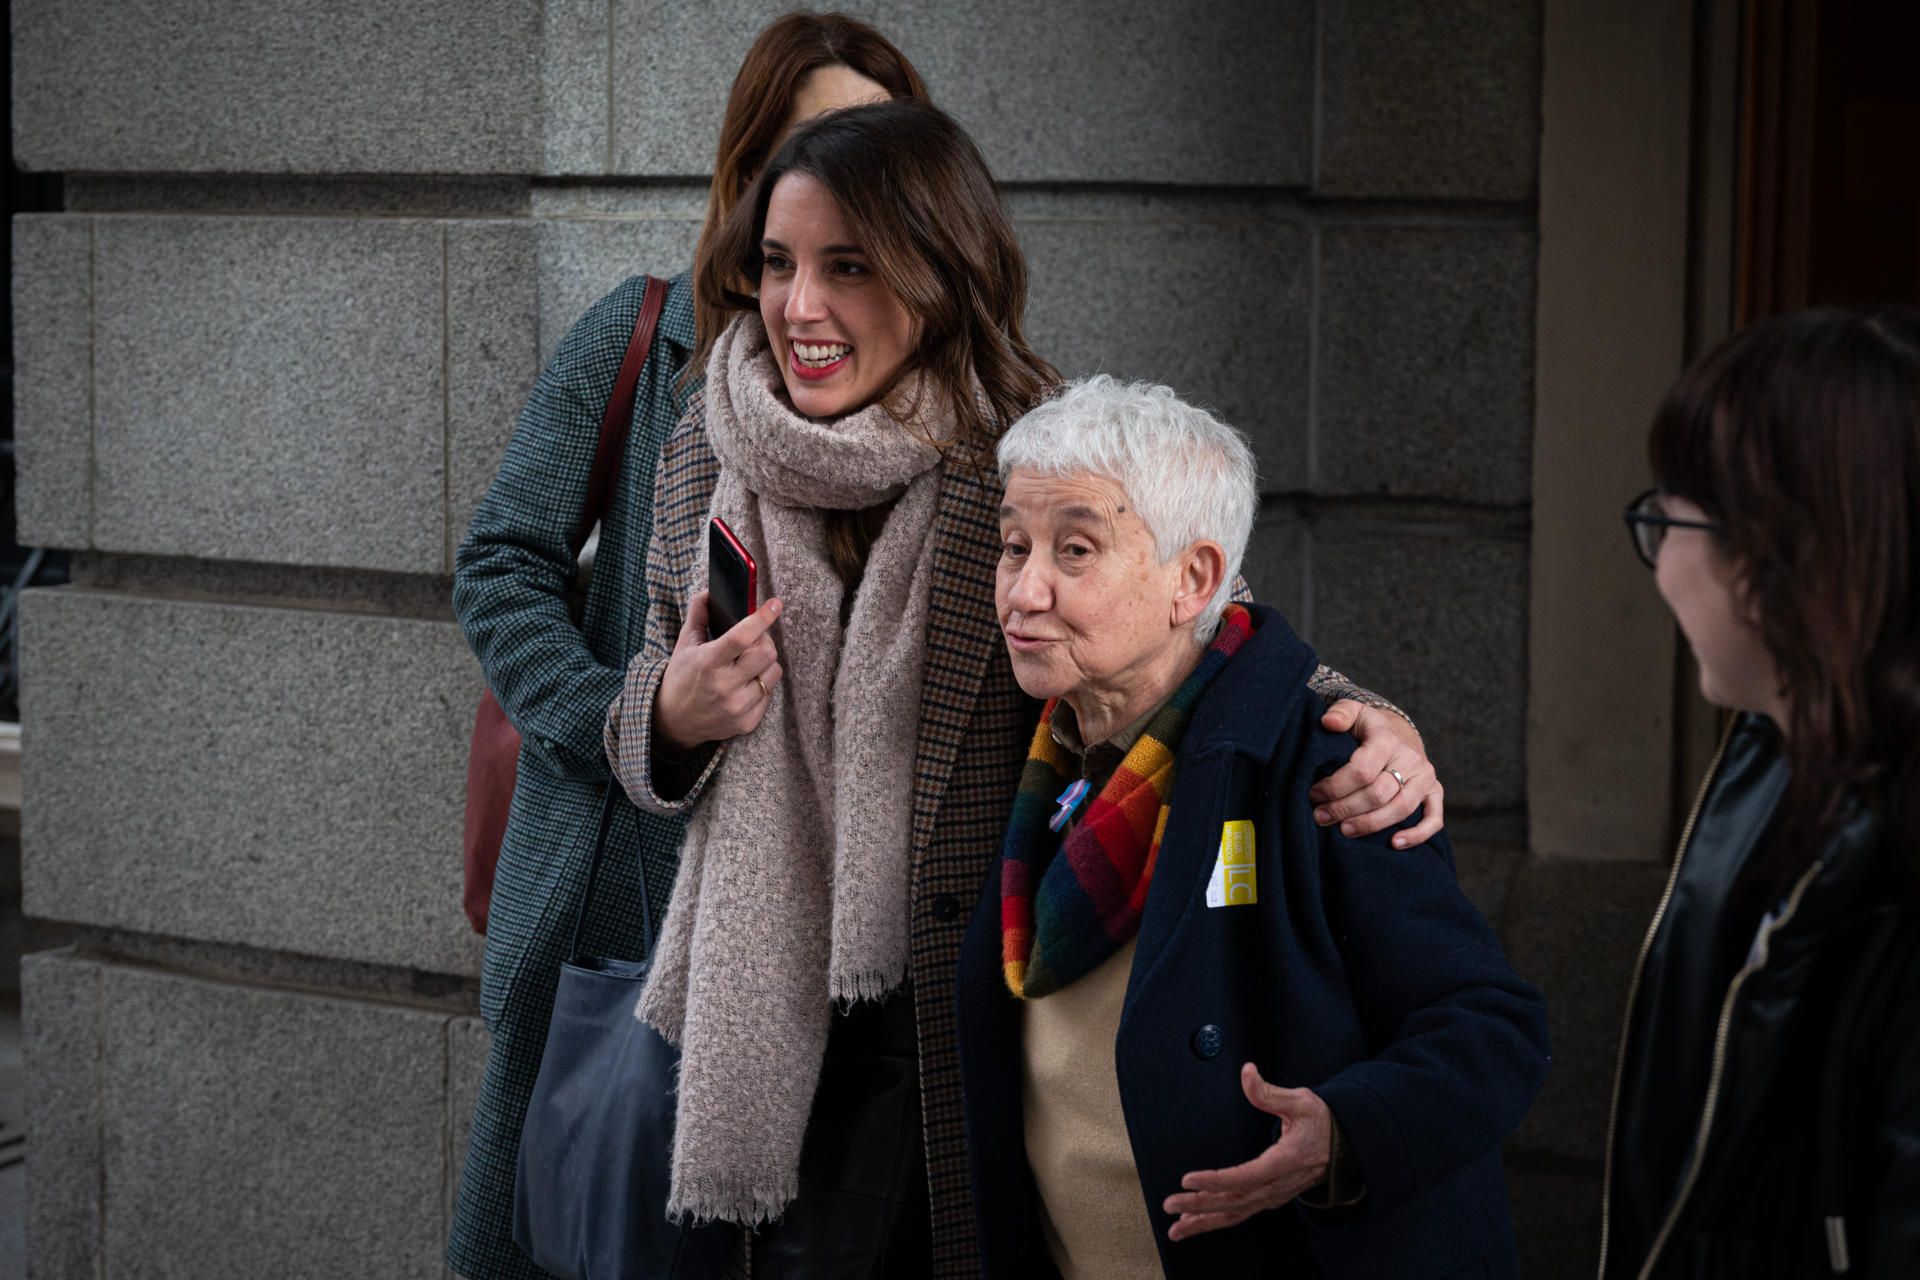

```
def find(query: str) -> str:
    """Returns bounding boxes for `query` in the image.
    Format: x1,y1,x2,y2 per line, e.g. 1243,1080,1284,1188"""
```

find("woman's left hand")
1163,1064,1334,1240
1310,701,1444,849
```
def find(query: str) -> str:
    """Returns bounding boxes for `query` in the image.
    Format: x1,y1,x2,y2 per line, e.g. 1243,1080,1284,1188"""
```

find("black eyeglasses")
1622,488,1722,568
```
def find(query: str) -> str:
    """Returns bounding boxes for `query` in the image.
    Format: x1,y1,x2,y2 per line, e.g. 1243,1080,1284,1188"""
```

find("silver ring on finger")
1386,766,1408,790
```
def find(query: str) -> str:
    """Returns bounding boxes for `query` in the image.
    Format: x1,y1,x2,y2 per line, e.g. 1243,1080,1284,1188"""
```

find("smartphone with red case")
707,516,757,637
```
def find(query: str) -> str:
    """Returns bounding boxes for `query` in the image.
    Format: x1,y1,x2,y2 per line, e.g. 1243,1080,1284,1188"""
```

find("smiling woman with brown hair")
608,103,1058,1272
691,15,929,365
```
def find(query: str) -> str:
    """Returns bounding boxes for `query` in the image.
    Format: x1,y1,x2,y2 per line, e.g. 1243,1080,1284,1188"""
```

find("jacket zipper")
1596,715,1735,1279
1632,855,1823,1279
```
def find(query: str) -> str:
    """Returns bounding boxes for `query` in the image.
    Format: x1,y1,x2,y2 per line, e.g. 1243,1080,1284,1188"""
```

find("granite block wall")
8,2,1625,1276
10,0,543,174
20,591,483,975
21,950,489,1280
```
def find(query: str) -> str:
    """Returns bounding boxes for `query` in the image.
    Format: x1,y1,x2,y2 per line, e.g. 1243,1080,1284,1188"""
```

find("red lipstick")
789,346,851,382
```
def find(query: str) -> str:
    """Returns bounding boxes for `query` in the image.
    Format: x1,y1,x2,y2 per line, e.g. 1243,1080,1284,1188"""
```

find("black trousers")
752,986,932,1280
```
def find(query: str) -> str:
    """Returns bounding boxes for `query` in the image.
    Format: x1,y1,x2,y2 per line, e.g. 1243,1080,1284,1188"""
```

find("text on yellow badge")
1206,820,1257,908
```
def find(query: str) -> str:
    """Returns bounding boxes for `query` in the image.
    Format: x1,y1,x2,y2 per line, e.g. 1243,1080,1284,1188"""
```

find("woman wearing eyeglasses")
1602,308,1920,1279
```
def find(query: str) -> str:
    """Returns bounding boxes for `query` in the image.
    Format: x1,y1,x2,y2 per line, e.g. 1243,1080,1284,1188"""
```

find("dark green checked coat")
448,273,698,1280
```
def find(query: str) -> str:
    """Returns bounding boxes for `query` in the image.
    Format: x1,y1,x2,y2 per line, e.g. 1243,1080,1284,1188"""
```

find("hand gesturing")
1162,1063,1334,1242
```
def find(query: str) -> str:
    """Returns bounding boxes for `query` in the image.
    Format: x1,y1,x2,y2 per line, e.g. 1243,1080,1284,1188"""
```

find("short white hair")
997,375,1257,642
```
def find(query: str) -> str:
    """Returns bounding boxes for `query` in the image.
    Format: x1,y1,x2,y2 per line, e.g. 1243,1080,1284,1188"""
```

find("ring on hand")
753,674,769,700
1386,767,1408,789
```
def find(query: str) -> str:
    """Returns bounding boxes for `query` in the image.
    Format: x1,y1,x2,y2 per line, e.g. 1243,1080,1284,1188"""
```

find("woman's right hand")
653,591,785,752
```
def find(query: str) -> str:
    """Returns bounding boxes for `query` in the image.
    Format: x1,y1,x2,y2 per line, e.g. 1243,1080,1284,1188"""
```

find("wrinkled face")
996,469,1192,705
758,172,918,419
784,64,890,133
1652,494,1785,721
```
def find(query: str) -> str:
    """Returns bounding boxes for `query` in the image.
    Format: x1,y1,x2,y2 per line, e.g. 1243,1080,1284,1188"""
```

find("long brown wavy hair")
695,13,930,351
1649,307,1920,899
694,98,1060,464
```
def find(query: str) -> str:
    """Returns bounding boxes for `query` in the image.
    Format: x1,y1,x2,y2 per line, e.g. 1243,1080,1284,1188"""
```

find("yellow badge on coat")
1205,820,1258,908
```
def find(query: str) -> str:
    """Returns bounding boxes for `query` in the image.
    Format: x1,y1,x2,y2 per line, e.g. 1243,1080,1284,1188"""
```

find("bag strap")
571,274,670,554
563,275,670,963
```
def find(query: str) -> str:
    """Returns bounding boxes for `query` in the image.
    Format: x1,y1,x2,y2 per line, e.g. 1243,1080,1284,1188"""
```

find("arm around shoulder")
1228,574,1413,730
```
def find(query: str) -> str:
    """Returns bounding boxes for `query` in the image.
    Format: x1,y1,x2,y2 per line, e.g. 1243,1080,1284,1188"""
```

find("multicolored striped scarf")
1001,604,1254,998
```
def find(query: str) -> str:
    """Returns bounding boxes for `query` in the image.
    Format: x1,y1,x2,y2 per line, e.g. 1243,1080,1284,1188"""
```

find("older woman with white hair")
953,376,1551,1280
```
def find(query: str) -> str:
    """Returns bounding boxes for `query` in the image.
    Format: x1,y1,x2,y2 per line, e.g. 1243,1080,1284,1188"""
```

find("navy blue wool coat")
955,605,1550,1280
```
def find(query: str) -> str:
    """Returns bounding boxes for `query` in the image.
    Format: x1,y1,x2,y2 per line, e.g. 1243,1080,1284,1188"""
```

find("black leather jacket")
1600,715,1920,1279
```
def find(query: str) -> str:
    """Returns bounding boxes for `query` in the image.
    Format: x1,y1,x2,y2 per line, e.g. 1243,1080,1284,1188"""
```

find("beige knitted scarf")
635,313,946,1226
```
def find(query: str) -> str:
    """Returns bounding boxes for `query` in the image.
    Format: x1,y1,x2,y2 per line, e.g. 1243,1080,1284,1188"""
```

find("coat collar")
1123,604,1319,1011
909,460,1009,866
661,270,698,352
1180,603,1320,763
1718,715,1892,943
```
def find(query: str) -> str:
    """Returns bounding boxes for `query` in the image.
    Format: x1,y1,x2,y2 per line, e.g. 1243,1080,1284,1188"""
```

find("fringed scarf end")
829,964,907,1009
632,990,686,1049
666,1172,802,1230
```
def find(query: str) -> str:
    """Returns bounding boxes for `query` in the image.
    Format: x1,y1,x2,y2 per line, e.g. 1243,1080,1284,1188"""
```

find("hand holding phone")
652,519,783,752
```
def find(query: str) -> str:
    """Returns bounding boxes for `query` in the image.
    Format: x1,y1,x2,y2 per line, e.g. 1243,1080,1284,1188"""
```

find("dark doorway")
1739,0,1920,318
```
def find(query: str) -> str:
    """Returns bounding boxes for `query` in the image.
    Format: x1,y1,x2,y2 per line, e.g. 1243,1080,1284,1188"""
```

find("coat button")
1191,1025,1224,1060
932,895,961,922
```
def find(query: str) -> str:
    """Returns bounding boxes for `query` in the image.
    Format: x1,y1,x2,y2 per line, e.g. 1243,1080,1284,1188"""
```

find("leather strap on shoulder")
573,274,670,552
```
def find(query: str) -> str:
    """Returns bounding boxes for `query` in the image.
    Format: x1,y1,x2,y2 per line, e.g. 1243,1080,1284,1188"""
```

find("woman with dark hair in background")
449,16,929,1279
606,98,1440,1275
1603,308,1920,1278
